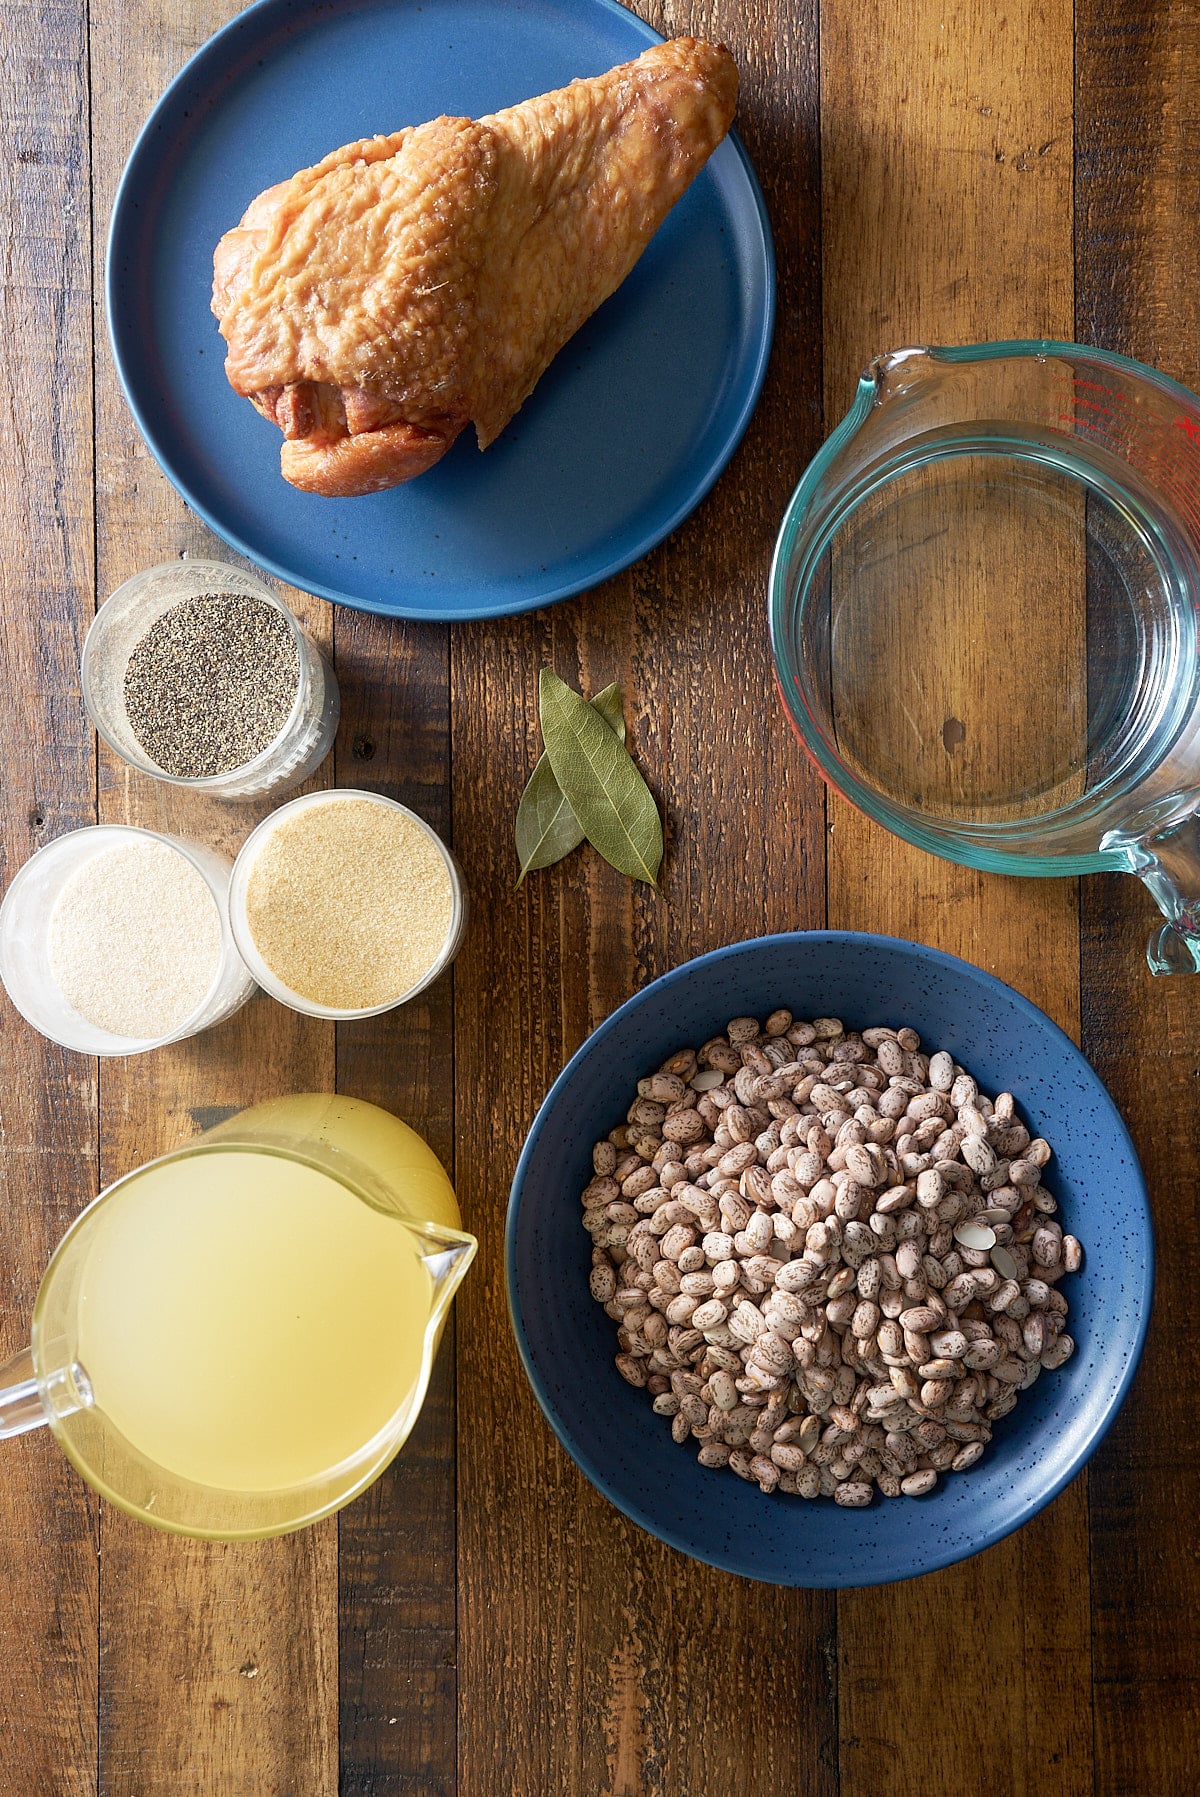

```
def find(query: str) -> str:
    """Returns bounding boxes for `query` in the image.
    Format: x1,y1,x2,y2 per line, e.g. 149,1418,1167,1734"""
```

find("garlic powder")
242,797,453,1009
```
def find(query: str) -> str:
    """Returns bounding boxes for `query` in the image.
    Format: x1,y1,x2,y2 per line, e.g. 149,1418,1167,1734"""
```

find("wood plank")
819,3,1095,1792
0,2,100,1791
1075,5,1200,1790
9,0,1189,1786
88,5,339,1793
454,604,587,1796
454,1,835,1789
334,611,458,1797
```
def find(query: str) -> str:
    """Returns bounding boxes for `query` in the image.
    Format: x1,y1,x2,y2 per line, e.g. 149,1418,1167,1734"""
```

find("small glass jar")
228,790,468,1020
81,560,339,801
0,825,256,1056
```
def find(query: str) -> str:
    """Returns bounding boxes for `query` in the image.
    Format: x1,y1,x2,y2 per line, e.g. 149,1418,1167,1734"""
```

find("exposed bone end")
279,417,463,496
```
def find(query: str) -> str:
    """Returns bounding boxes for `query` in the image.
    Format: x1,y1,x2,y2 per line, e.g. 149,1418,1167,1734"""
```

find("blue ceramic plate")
507,933,1153,1586
106,0,775,620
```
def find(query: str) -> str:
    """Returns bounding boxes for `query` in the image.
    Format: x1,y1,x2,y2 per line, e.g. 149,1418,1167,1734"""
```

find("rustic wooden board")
820,2,1094,1792
333,611,457,1797
1076,4,1200,1791
3,0,1198,1788
88,4,339,1794
0,3,100,1792
451,589,836,1797
452,2,836,1790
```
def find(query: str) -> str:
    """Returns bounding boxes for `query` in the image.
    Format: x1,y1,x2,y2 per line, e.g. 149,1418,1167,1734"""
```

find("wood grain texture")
451,592,835,1797
4,0,1199,1789
93,1003,340,1797
334,611,457,1797
0,3,99,1792
1076,5,1200,1791
820,3,1093,1794
453,3,836,1791
88,4,339,1794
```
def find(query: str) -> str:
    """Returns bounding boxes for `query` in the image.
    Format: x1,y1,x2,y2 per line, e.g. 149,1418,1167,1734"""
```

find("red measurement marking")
1058,413,1118,439
1072,377,1119,398
1174,413,1200,444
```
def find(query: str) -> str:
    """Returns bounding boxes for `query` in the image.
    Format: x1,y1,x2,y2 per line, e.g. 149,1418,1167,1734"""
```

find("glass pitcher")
0,1094,475,1539
770,341,1200,972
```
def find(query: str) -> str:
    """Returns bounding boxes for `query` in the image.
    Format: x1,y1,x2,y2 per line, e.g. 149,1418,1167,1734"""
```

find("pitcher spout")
416,1226,478,1330
867,345,937,395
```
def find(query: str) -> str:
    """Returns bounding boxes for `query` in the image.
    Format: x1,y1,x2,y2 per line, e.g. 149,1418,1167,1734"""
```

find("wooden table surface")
2,0,1198,1791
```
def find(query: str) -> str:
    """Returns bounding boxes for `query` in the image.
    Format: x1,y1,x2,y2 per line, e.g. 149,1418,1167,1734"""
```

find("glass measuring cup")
770,341,1200,973
0,1095,475,1538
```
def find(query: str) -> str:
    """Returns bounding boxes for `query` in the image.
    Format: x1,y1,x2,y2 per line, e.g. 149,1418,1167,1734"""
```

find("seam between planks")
813,0,840,1785
1071,0,1102,1787
447,617,459,1797
84,0,104,1790
333,607,342,1797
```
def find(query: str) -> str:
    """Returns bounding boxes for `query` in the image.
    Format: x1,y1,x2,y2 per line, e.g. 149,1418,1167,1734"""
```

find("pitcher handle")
0,1345,93,1439
1103,803,1200,974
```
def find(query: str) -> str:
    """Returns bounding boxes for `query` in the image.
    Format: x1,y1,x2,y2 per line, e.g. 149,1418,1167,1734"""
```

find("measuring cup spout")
1102,805,1200,974
417,1225,478,1333
0,1345,93,1440
866,345,937,394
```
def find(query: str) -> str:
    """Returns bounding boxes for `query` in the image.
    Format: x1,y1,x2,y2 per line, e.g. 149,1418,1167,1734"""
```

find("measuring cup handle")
0,1347,50,1438
1105,806,1200,974
0,1346,94,1439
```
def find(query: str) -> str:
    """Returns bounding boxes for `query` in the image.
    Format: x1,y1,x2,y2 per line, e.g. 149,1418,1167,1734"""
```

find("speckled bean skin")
584,1013,1079,1505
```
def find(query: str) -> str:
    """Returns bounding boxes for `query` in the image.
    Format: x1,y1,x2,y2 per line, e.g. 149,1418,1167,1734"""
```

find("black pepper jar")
81,559,339,801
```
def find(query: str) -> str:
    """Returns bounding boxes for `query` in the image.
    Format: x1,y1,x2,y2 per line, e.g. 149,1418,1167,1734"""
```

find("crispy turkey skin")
211,40,738,497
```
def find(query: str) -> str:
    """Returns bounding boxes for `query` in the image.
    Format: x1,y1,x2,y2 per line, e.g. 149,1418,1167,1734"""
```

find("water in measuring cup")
821,436,1189,826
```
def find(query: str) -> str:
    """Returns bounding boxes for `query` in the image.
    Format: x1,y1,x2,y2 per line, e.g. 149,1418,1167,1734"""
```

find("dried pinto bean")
583,1018,1080,1505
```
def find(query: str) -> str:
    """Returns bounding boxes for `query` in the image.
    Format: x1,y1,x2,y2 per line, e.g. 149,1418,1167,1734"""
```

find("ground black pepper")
122,592,300,778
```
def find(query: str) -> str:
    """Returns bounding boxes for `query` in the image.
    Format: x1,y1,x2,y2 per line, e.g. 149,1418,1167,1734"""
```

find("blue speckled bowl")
506,932,1153,1586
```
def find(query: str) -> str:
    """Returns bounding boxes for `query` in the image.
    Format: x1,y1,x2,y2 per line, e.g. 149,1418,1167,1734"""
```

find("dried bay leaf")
514,683,625,883
538,667,663,886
